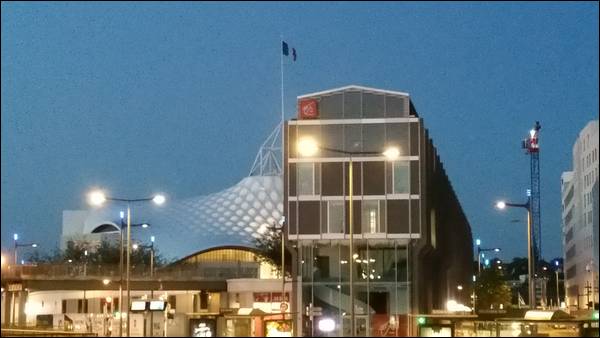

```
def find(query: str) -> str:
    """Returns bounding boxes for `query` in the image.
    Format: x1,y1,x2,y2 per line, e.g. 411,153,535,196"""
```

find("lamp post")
88,190,165,337
496,199,535,309
298,137,399,335
552,260,561,308
13,233,38,265
115,212,151,337
475,240,501,275
586,261,596,310
269,217,287,318
133,236,156,337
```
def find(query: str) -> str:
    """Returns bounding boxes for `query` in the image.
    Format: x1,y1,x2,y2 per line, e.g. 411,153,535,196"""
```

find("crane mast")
522,121,542,267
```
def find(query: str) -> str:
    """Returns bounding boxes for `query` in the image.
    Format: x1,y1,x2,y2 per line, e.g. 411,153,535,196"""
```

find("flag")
282,41,289,56
282,41,297,62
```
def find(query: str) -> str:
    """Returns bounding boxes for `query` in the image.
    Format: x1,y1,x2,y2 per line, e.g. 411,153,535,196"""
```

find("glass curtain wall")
300,240,410,337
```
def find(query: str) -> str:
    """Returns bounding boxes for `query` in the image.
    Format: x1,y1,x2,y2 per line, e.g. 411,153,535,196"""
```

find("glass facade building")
284,86,474,336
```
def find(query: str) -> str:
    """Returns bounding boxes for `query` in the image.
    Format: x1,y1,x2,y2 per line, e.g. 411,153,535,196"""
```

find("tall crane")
522,121,542,267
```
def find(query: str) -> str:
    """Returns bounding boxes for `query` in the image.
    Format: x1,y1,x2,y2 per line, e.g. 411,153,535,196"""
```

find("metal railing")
1,262,261,281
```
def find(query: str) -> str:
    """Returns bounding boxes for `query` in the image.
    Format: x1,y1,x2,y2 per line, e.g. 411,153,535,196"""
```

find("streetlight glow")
132,243,139,250
151,236,155,243
297,137,319,157
494,248,501,252
152,194,166,205
88,190,107,206
457,285,463,291
141,223,149,228
382,147,400,161
496,201,506,209
103,279,110,285
476,239,481,246
31,244,38,248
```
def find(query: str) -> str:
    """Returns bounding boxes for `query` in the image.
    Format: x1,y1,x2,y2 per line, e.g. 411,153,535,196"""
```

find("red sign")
299,99,318,119
271,292,289,303
253,292,290,303
254,292,271,303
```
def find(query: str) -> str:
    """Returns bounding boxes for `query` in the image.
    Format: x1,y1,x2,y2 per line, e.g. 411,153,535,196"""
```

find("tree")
476,267,512,310
253,229,291,277
26,239,168,269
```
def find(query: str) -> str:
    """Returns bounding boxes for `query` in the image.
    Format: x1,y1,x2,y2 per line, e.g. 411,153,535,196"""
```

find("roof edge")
297,85,410,99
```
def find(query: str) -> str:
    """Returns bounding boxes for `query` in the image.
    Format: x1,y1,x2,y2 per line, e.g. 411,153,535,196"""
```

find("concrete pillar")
2,291,12,325
17,290,27,327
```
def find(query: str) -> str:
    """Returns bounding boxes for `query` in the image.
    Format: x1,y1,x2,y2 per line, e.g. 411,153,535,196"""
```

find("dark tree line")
25,240,169,268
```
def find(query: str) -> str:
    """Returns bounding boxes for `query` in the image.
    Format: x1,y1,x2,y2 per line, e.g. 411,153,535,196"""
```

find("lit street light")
298,137,399,334
475,239,501,275
13,233,39,265
86,189,165,337
496,199,535,309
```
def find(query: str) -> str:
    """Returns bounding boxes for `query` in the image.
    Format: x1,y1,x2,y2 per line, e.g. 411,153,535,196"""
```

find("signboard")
189,318,216,337
149,301,167,311
299,99,318,119
8,283,22,292
253,292,289,303
265,320,292,337
130,300,147,312
254,292,271,303
271,292,289,303
280,302,288,313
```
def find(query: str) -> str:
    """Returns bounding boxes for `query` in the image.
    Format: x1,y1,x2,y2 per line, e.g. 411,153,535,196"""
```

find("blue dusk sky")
1,2,598,260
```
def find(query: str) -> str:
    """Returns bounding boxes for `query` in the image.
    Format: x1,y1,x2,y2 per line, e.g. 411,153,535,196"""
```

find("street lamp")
298,138,400,334
475,240,501,275
87,189,165,337
132,236,157,336
131,238,155,277
13,234,39,265
496,199,535,309
553,260,562,308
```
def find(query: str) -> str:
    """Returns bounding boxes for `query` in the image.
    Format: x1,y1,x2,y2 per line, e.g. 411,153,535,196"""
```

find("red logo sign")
299,99,319,119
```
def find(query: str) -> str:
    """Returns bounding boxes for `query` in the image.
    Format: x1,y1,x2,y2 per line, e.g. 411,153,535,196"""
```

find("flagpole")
280,35,285,125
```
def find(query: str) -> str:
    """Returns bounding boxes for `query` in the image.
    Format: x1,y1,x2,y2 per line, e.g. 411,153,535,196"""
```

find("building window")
322,162,343,196
385,95,405,117
362,93,385,118
297,163,314,195
320,93,343,119
393,161,410,193
343,91,362,118
362,200,382,233
328,201,344,233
